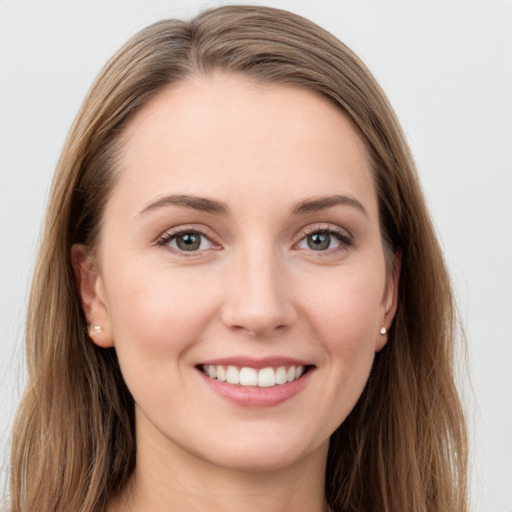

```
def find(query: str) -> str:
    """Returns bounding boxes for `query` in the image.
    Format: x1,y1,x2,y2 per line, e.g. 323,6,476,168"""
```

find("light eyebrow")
139,194,230,216
291,194,368,216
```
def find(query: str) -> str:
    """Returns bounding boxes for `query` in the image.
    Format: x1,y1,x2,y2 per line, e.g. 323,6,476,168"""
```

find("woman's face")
77,74,398,473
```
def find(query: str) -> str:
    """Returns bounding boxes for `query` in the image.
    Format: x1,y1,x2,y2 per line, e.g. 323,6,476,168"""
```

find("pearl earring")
380,327,387,335
89,324,103,335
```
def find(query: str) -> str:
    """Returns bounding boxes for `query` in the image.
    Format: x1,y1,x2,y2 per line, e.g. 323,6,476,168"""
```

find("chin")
190,427,330,474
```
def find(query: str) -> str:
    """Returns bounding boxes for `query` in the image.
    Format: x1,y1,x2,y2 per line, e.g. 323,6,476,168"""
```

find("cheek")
301,263,385,346
103,260,220,369
102,263,224,420
297,262,385,403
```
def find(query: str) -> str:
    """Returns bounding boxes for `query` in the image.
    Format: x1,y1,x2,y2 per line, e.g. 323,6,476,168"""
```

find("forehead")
112,73,376,217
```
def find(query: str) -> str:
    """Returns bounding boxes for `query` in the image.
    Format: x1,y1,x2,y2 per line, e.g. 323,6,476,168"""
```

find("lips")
196,357,314,407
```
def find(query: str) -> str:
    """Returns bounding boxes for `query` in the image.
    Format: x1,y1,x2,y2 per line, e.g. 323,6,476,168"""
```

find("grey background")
1,1,511,510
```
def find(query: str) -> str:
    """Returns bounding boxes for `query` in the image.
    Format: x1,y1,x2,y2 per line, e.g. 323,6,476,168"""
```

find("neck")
109,414,330,512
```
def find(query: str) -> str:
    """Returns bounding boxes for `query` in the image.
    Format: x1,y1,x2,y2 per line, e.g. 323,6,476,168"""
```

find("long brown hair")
9,5,468,511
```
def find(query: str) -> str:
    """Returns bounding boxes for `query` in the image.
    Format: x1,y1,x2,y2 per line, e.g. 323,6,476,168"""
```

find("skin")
73,74,399,512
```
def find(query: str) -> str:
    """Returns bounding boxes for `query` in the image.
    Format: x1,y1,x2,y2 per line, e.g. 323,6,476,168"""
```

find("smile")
201,364,306,388
197,358,314,407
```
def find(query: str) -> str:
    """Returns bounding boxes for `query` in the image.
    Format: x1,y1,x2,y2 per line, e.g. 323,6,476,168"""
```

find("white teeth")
226,365,240,384
239,367,257,386
258,367,275,387
216,365,226,382
202,364,307,387
275,366,287,385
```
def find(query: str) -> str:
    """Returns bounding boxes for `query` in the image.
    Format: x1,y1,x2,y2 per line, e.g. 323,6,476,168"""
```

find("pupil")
308,233,330,250
177,233,200,251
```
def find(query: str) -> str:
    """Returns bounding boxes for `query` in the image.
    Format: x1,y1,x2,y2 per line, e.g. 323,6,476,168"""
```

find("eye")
159,230,213,252
296,228,352,252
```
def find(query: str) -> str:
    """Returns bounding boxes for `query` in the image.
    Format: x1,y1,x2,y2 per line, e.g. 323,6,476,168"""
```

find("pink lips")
199,356,311,369
196,356,314,408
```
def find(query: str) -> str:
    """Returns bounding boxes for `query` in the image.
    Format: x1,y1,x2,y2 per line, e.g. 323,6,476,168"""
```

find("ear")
71,244,114,348
376,249,401,352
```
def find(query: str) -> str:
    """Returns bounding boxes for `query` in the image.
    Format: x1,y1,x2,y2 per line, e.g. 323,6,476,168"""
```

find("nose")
221,246,297,337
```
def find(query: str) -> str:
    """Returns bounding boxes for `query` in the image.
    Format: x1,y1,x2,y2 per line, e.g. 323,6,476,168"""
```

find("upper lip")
197,356,313,369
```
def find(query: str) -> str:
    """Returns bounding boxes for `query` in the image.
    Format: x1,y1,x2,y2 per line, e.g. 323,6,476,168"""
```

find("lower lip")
198,369,313,408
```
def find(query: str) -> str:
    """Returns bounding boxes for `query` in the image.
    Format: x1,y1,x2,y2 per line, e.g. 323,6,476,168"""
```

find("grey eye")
169,232,212,252
306,233,333,250
176,233,200,251
297,230,346,252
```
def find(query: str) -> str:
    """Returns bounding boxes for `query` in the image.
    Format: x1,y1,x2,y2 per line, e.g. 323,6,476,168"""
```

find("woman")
8,5,468,512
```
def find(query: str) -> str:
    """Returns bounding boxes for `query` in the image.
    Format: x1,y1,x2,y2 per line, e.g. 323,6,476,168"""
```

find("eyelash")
296,225,353,253
156,228,217,257
156,224,353,256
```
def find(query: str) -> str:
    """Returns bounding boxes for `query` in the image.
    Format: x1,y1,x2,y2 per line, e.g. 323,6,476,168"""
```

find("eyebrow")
139,194,230,216
138,193,367,218
291,194,368,216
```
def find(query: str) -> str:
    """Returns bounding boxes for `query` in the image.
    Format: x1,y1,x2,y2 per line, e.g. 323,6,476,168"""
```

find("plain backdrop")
1,1,511,510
